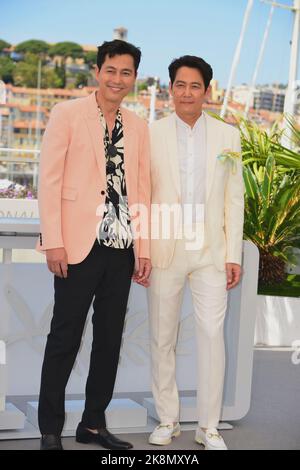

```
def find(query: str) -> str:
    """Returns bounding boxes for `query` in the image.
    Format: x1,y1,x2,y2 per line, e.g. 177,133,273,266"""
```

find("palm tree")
243,155,300,284
210,112,300,285
238,116,300,171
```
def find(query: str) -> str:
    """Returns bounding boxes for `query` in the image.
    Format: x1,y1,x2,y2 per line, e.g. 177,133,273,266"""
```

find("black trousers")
38,240,135,435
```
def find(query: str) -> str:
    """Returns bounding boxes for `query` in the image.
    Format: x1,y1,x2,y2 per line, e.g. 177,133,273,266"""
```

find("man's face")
169,66,210,116
95,53,136,104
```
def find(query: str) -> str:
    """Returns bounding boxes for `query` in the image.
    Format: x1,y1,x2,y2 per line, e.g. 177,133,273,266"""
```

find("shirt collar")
96,99,122,130
175,112,205,132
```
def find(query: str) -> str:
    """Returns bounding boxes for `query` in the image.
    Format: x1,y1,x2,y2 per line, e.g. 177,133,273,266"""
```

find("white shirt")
176,112,206,224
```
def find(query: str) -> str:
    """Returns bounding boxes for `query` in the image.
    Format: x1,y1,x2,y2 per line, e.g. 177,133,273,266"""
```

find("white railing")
0,148,40,189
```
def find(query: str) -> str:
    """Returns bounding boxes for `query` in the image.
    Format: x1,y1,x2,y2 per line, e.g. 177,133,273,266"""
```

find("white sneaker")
149,423,181,445
195,427,228,450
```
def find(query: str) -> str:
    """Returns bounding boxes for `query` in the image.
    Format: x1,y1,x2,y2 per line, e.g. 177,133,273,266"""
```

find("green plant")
240,118,300,175
283,114,300,151
210,112,300,171
243,155,300,284
210,112,300,287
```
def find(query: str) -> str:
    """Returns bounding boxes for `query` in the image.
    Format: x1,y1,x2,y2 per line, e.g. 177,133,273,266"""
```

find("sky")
0,0,296,87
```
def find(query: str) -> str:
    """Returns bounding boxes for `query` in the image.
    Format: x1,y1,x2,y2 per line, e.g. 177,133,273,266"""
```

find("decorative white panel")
0,237,259,422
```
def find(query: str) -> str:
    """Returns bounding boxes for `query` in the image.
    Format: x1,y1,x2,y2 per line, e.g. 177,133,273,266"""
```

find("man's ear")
205,84,212,99
95,65,100,79
168,81,173,97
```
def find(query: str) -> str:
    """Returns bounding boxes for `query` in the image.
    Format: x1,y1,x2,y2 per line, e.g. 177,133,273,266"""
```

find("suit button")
101,190,105,195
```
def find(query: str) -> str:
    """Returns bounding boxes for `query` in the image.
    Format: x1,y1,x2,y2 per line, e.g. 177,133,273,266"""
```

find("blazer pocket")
61,186,78,201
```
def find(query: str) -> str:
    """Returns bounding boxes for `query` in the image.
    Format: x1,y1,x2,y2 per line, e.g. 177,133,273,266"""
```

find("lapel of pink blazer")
84,91,106,181
121,106,138,205
83,91,137,200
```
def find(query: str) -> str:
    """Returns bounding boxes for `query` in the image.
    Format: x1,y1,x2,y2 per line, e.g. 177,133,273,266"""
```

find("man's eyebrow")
105,65,133,72
175,80,202,85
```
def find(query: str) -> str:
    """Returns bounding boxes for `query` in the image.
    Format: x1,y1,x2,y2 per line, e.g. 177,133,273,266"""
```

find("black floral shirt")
97,108,133,249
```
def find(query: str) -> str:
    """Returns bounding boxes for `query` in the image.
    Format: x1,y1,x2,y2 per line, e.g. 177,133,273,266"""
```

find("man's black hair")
97,40,141,74
169,55,213,90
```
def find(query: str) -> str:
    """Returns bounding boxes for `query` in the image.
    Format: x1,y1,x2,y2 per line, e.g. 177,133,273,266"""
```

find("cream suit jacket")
149,112,244,271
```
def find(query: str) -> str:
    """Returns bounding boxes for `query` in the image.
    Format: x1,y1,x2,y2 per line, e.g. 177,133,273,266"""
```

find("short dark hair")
97,40,141,74
168,55,213,90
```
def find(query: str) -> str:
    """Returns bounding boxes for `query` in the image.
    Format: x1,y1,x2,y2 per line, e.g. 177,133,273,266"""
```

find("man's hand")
46,247,68,279
226,263,242,290
132,258,152,287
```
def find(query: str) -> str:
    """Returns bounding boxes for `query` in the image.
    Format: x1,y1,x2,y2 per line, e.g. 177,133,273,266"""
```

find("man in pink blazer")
37,40,151,450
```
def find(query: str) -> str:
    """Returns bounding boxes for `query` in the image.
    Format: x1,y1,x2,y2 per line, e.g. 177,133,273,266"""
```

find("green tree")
138,82,148,92
75,72,89,88
13,53,39,87
0,39,11,52
84,51,97,68
48,42,83,59
0,56,15,83
13,62,37,87
12,53,62,88
15,39,49,55
42,69,64,88
54,63,66,88
49,42,84,88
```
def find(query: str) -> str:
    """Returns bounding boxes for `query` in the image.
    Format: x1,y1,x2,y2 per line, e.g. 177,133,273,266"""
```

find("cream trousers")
148,236,228,428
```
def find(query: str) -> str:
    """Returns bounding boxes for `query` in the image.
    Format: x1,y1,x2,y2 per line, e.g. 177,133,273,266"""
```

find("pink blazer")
36,91,151,270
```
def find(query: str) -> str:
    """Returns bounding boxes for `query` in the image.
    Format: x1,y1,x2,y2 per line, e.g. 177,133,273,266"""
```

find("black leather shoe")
76,422,133,450
40,434,63,450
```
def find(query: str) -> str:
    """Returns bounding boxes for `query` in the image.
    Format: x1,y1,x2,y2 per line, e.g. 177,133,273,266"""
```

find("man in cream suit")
37,40,151,450
147,56,244,450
